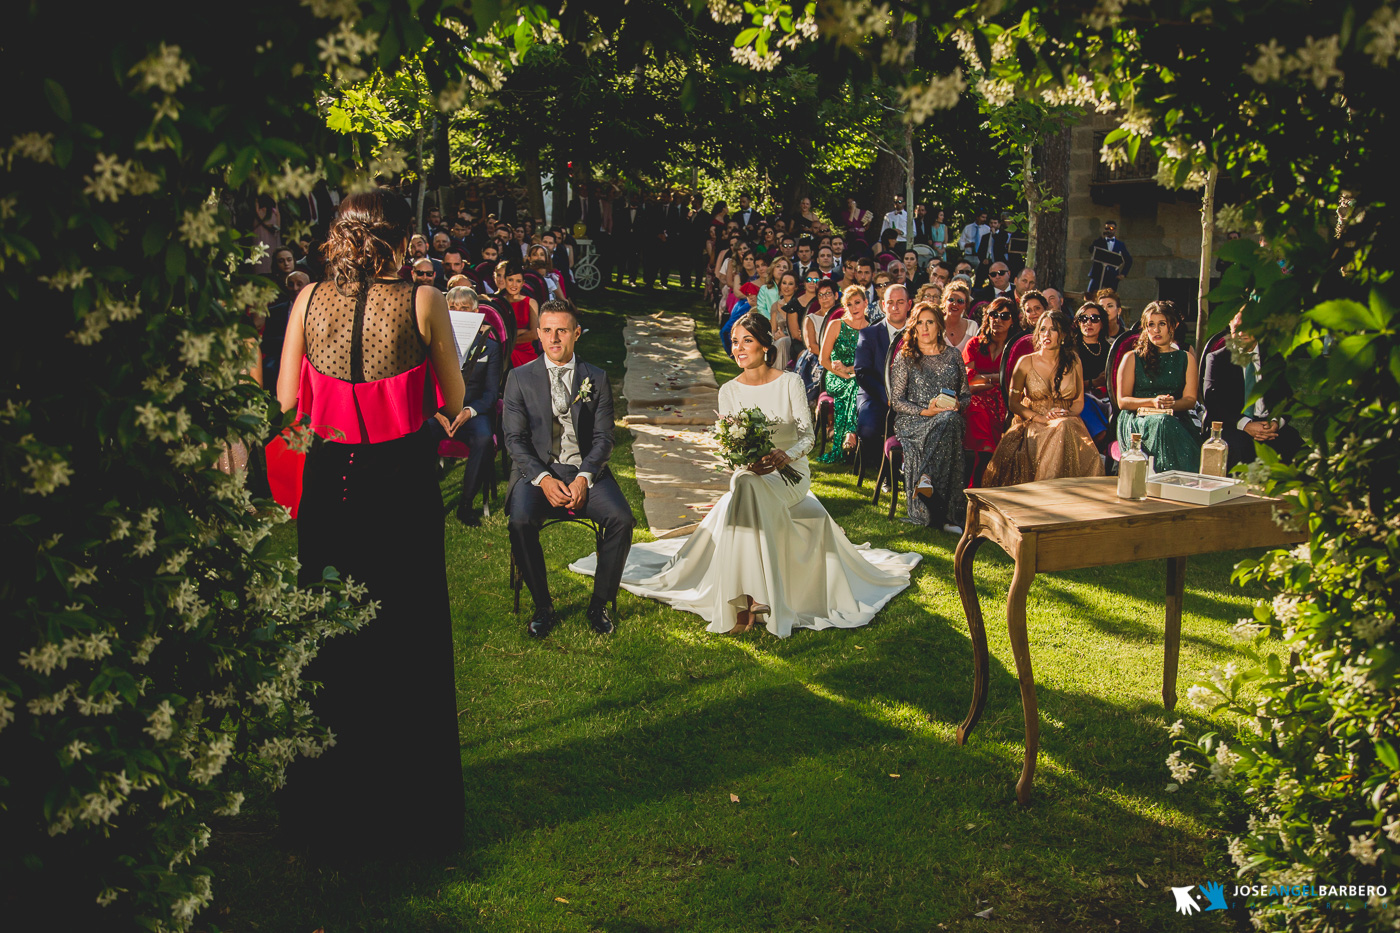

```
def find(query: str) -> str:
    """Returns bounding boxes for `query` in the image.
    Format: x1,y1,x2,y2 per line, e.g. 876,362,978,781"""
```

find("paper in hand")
448,311,485,366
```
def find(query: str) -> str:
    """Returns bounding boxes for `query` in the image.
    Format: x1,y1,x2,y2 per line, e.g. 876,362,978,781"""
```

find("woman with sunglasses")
1116,300,1200,472
818,283,869,462
961,290,1011,485
795,271,826,357
984,310,1104,487
1074,301,1112,444
943,284,979,352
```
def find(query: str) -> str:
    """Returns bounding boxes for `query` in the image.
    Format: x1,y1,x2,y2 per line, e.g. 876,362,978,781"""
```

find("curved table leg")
1006,535,1039,805
955,521,988,746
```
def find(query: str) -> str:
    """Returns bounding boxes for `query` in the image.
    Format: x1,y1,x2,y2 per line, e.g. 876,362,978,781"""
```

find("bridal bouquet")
713,407,803,486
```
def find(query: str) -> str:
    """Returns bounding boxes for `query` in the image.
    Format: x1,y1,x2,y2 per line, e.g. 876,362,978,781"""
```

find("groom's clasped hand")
539,473,589,509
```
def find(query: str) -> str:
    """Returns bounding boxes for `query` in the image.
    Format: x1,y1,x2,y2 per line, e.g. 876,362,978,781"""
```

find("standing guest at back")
1087,221,1132,296
275,188,466,856
1115,300,1200,473
891,301,970,532
984,310,1104,486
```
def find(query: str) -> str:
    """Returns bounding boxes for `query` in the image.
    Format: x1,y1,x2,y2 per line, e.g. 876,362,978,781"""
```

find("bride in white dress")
571,312,921,637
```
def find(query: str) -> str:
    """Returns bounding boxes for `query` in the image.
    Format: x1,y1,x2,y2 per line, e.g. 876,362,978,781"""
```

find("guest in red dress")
500,260,540,368
962,293,1014,486
274,189,467,856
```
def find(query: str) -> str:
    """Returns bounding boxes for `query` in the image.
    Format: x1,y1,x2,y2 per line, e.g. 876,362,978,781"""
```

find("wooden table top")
965,477,1304,572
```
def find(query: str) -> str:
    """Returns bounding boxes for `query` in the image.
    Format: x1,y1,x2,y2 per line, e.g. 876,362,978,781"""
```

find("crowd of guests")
703,197,1300,531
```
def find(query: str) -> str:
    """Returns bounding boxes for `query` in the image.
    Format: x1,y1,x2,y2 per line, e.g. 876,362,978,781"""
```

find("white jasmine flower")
1166,750,1197,782
215,791,245,817
1272,593,1303,624
128,43,192,93
22,454,73,496
68,565,98,587
1210,742,1241,784
1246,38,1287,83
979,78,1016,107
1365,5,1400,65
1168,719,1186,737
144,699,176,741
7,131,56,168
1348,833,1382,865
96,887,121,907
1353,613,1393,642
1383,815,1400,844
1186,684,1216,710
1227,835,1250,867
178,200,221,249
900,70,967,122
64,739,94,762
158,549,191,575
179,330,216,366
38,266,93,291
0,694,16,732
68,309,111,345
1290,34,1343,89
302,0,360,19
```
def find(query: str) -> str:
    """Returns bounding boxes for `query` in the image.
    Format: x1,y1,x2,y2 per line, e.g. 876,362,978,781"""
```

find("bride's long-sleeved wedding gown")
570,371,921,637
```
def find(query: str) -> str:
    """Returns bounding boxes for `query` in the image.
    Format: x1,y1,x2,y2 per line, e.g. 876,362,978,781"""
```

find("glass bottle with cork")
1117,432,1148,500
1200,421,1229,477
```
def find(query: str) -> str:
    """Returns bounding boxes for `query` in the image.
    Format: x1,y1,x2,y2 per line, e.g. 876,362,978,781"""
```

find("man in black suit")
566,181,604,238
452,317,503,526
1202,312,1304,469
1086,220,1132,294
680,193,710,289
733,193,760,231
485,180,517,226
976,216,1011,273
972,261,1015,306
610,192,644,286
504,300,634,637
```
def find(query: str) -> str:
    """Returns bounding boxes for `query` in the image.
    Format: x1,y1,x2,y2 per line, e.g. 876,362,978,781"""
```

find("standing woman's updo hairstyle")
731,311,779,366
322,189,413,296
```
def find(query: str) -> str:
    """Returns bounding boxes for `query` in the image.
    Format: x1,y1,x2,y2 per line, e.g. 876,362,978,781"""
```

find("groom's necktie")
549,366,569,459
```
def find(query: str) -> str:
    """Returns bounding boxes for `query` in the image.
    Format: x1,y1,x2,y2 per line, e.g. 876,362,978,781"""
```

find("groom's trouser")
506,463,635,609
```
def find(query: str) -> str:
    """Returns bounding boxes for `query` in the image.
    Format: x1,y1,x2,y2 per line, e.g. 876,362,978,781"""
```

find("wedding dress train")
570,372,921,637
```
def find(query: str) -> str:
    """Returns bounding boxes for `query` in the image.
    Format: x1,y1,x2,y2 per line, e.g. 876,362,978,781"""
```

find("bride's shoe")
726,598,769,634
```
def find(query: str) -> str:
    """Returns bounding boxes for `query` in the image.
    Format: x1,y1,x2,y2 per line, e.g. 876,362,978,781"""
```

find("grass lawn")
212,282,1273,932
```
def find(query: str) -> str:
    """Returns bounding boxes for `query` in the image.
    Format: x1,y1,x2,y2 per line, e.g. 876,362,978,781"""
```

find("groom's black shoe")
527,606,557,639
586,599,616,636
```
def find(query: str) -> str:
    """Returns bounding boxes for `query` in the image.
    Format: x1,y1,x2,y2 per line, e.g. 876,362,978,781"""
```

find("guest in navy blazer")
854,284,912,466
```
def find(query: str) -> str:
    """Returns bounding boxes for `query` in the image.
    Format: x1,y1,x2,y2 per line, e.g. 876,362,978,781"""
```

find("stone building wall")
1063,113,1209,322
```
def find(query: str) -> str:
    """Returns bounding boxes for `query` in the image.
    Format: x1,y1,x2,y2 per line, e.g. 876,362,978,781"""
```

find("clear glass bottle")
1200,421,1229,477
1117,432,1148,500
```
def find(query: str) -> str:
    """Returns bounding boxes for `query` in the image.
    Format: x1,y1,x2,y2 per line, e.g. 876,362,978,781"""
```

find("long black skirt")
280,428,464,856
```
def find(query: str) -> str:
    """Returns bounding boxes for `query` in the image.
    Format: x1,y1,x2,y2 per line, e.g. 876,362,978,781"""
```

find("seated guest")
799,274,836,358
446,274,473,290
410,257,441,292
854,283,910,471
721,282,758,354
962,295,1013,487
1116,300,1200,473
1095,287,1126,341
430,231,452,261
891,301,970,532
973,261,1014,304
499,261,540,368
942,284,978,352
1000,289,1050,393
1074,301,1112,443
1202,311,1304,469
526,245,563,301
445,287,503,526
262,271,309,388
817,283,871,463
985,310,1105,486
441,247,470,291
1042,286,1064,314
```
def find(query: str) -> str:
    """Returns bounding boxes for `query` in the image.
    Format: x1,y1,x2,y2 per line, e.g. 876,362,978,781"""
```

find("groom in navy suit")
854,284,911,470
504,300,635,638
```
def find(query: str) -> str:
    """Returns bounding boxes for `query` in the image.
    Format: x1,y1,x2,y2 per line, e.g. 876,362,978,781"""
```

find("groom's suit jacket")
854,323,895,441
502,355,615,499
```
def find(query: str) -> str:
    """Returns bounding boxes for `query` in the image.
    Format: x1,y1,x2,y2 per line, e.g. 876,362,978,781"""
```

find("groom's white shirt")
533,354,595,489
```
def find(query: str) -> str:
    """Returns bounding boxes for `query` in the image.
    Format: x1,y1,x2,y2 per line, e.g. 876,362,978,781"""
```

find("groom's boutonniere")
572,377,593,406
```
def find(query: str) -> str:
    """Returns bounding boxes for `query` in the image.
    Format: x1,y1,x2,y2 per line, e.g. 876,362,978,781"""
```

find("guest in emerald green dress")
818,282,869,463
1115,300,1201,473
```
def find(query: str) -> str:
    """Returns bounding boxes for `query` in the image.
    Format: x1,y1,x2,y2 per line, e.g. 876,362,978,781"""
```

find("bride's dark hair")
731,311,778,366
322,188,413,296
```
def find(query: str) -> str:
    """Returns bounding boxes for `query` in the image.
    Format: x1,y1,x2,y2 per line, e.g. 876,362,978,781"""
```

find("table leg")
1007,537,1038,806
954,515,987,746
1163,556,1186,711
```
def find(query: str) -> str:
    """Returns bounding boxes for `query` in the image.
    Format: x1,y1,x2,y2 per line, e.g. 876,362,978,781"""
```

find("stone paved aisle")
619,313,726,535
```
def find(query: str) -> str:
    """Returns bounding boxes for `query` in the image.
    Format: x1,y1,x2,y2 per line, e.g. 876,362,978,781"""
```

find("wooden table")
953,476,1305,805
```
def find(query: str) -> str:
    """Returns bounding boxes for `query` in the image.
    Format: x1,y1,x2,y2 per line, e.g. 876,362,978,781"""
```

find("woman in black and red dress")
276,189,466,855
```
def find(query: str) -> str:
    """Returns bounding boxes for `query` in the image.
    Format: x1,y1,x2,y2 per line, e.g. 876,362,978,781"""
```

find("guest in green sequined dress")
1116,301,1201,473
818,282,870,463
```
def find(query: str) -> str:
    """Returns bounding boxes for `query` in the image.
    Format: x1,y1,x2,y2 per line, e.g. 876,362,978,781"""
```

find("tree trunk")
1036,124,1071,290
414,123,426,234
1022,144,1038,272
870,149,903,240
1196,165,1219,349
431,117,451,219
903,119,915,246
522,153,545,224
551,156,568,227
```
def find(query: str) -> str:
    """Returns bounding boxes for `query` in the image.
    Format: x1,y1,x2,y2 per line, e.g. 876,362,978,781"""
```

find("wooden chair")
1105,324,1142,463
871,434,903,518
508,516,615,616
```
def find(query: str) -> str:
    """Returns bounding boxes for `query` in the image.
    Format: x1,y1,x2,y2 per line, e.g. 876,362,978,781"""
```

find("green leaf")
1216,237,1259,264
44,79,72,122
735,27,760,45
1376,739,1399,772
228,146,257,188
203,142,230,173
472,0,501,34
1306,299,1378,333
142,223,169,258
52,135,73,169
260,138,307,161
90,214,118,250
165,245,187,282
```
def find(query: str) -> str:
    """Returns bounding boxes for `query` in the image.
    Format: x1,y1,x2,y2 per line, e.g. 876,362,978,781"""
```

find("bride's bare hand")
748,451,791,475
